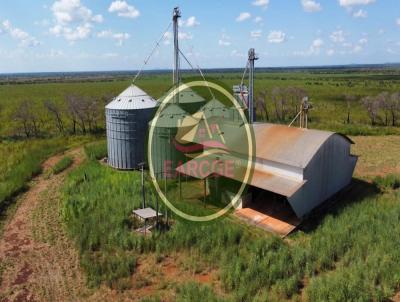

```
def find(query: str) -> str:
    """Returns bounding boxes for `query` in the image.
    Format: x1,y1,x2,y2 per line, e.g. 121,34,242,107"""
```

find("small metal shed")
105,85,157,170
182,122,358,218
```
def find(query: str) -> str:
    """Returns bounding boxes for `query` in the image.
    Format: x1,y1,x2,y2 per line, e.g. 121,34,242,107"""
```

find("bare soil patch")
0,148,101,302
351,135,400,179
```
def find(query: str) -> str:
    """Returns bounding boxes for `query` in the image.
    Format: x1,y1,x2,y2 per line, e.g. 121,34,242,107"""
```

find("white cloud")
352,45,362,53
236,12,251,22
310,38,324,54
34,19,50,27
231,49,245,58
34,49,65,59
218,32,231,46
92,14,104,23
250,30,262,39
330,30,345,43
163,31,172,45
97,29,130,46
353,9,367,18
293,38,324,56
219,39,231,46
52,0,103,25
108,1,140,19
301,0,322,12
327,49,335,56
49,0,103,42
252,0,269,8
359,37,368,44
1,20,40,47
338,0,375,7
267,30,286,43
184,16,199,27
162,31,192,45
397,18,400,26
254,16,263,23
178,32,193,40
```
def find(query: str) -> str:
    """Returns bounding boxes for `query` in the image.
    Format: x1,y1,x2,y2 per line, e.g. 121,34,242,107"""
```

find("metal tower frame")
172,7,181,87
248,48,258,124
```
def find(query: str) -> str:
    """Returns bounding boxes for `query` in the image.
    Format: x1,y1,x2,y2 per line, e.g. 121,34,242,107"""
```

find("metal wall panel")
288,134,357,217
106,108,155,170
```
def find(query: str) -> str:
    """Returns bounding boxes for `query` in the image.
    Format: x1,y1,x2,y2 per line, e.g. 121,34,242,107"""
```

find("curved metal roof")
105,85,157,110
252,123,353,168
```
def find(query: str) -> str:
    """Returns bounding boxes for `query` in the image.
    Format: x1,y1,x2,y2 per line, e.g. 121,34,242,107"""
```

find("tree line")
6,87,400,138
255,87,400,127
359,92,400,126
11,94,110,138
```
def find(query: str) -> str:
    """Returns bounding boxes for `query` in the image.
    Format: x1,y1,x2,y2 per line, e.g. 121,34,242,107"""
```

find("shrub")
175,282,227,302
373,174,400,191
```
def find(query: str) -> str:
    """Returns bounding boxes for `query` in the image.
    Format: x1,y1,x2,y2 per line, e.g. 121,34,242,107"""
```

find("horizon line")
1,62,400,76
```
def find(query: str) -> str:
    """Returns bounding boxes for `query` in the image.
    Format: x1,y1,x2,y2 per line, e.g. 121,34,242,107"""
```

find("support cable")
178,48,215,100
132,22,172,84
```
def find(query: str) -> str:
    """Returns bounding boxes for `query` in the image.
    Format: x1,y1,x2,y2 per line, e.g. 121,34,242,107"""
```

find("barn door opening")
235,186,301,237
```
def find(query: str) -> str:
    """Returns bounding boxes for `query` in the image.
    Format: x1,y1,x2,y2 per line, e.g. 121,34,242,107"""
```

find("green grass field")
1,69,400,137
61,140,400,302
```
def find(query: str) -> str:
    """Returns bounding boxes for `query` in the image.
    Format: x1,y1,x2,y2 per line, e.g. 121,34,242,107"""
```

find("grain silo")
158,86,206,114
106,85,157,170
149,103,199,178
200,98,230,120
177,87,206,114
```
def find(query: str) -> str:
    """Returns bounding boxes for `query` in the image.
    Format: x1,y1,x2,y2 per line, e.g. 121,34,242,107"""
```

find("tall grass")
62,159,161,287
52,156,73,174
62,151,400,300
84,140,107,160
0,137,89,213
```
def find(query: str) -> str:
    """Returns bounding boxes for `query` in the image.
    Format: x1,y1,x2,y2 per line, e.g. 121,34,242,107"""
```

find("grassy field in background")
1,70,400,136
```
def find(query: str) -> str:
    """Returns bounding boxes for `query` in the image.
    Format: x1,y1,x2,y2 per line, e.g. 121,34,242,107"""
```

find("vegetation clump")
52,156,73,175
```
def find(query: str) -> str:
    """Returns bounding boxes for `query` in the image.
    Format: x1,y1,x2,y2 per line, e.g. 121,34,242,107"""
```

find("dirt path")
0,148,97,302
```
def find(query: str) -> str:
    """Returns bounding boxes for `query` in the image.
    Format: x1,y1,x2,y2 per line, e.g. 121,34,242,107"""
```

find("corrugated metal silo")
159,86,206,114
106,85,157,170
178,87,206,113
149,104,198,178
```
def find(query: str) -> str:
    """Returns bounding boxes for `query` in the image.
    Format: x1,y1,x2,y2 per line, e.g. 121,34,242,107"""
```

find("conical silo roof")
177,87,205,105
157,86,206,114
200,98,229,119
150,104,198,128
106,84,157,110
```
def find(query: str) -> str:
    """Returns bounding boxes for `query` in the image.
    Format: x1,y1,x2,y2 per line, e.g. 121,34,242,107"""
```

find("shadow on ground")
298,177,380,233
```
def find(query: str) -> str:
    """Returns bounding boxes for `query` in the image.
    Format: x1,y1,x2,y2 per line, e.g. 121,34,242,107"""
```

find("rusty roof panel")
252,123,334,168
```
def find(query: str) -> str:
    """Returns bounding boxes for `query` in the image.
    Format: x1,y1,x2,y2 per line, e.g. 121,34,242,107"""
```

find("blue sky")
0,0,399,73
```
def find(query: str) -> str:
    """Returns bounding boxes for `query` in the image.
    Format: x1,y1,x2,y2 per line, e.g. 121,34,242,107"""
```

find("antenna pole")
173,7,181,87
248,48,258,124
